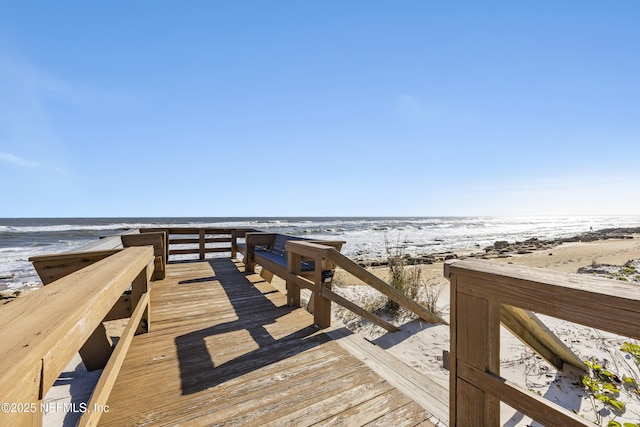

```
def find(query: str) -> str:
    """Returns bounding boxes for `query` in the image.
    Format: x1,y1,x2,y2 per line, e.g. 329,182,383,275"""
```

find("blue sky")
1,1,638,217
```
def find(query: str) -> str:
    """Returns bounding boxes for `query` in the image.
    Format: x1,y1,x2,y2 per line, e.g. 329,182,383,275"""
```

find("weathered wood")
448,271,458,427
198,229,205,260
243,233,277,272
501,305,585,371
141,228,170,261
323,288,399,332
286,251,302,307
98,259,436,426
29,249,121,285
122,232,166,280
78,234,128,252
325,249,447,325
169,247,230,255
313,255,331,328
169,237,232,245
458,362,590,426
449,258,640,312
131,259,153,335
447,259,640,426
454,291,500,426
79,323,113,371
78,291,150,427
230,229,252,258
284,240,326,259
103,294,132,321
448,260,585,372
327,326,448,423
0,247,154,419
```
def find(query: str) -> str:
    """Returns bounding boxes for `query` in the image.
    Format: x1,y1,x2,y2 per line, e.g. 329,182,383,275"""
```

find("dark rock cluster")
356,227,639,267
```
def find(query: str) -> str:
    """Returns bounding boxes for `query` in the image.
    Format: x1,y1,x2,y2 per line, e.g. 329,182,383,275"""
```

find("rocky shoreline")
357,227,640,267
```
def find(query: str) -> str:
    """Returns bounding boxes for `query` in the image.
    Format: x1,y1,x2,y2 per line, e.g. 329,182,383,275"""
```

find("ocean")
1,216,639,292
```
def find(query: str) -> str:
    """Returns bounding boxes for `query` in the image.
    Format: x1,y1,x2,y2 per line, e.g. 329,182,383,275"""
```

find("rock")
494,241,510,250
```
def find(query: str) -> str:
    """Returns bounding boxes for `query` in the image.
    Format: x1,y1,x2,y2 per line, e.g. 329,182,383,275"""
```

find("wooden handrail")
324,247,448,325
143,227,255,261
284,241,447,332
79,291,150,427
447,259,640,426
0,246,154,426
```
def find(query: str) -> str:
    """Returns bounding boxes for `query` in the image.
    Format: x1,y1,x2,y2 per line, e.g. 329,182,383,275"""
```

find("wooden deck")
99,258,437,426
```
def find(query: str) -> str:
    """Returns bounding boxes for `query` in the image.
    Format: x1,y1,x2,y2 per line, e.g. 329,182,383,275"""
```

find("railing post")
230,229,239,258
286,251,301,307
199,229,206,260
313,251,331,328
450,271,500,426
131,260,152,334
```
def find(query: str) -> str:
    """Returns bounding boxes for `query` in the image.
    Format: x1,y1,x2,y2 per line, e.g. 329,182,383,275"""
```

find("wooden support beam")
286,251,302,307
0,247,154,424
122,232,166,280
131,258,153,335
322,287,399,332
453,288,501,426
457,362,590,426
325,249,447,325
79,323,113,371
78,291,150,427
500,305,585,371
313,256,331,328
29,250,121,285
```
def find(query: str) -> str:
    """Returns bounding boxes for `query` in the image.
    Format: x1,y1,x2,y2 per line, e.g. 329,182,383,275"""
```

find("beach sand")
313,234,640,426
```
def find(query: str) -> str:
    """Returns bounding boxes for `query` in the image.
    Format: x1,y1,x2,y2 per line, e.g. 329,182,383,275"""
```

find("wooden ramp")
99,258,437,426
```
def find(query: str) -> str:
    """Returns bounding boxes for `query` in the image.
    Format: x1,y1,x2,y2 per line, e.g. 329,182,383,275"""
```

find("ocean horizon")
2,215,640,292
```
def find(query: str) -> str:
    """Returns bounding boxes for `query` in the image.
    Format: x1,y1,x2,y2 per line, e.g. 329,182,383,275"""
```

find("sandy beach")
312,234,640,426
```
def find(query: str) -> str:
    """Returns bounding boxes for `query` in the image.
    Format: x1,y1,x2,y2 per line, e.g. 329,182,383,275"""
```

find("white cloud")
0,151,71,175
0,152,41,168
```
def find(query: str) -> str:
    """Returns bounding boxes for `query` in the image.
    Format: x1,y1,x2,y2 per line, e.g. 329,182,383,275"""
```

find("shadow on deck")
175,258,330,395
99,258,436,426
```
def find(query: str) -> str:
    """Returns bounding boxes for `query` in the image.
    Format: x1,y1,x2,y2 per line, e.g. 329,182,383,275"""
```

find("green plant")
607,421,640,427
621,342,640,366
580,359,626,424
422,282,445,315
383,236,425,314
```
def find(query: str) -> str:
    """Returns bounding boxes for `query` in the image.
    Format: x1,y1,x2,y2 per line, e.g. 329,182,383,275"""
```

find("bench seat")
234,232,344,278
255,248,315,272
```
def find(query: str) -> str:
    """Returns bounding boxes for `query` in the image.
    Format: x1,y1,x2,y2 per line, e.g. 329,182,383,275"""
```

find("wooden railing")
142,227,253,261
445,259,640,426
0,246,155,427
284,241,447,330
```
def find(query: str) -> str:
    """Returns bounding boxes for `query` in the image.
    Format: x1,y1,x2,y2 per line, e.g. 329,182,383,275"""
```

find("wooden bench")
122,231,166,280
235,232,345,278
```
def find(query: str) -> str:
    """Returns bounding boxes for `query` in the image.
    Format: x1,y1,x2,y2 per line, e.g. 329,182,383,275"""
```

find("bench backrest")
271,234,307,255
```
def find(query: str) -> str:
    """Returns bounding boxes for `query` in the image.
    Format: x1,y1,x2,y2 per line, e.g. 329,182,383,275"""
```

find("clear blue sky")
1,1,638,217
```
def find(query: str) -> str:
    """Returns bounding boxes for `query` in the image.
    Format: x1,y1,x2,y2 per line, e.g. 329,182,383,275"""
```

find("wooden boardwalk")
99,258,437,426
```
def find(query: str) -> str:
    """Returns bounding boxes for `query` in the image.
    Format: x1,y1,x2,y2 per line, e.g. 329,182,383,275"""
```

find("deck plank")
99,258,436,426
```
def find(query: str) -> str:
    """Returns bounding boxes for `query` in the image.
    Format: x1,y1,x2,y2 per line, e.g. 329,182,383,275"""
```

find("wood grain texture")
99,258,436,426
0,247,154,426
447,259,640,426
